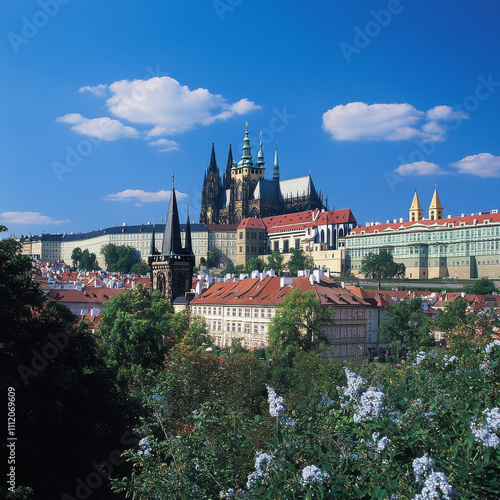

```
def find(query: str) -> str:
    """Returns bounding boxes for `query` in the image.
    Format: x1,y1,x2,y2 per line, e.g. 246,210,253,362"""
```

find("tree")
287,249,315,276
360,250,405,289
267,251,285,274
79,248,100,270
222,264,245,275
378,298,434,360
0,227,137,499
267,289,331,357
71,246,82,267
102,243,140,273
466,277,498,295
246,256,265,273
130,261,150,275
206,249,221,269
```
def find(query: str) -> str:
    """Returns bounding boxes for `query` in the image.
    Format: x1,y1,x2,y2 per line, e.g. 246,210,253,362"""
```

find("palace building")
199,123,325,225
345,187,500,279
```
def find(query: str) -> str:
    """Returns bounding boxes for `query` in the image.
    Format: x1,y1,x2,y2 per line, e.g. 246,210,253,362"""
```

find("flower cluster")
442,355,458,368
414,471,457,500
470,407,500,448
353,388,386,423
300,465,330,487
412,454,434,483
485,339,500,355
338,368,366,407
246,453,276,490
266,386,287,417
370,432,389,453
318,393,335,409
219,488,235,498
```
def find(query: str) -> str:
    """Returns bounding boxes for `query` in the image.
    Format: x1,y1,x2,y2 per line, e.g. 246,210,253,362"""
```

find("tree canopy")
286,249,315,276
246,256,265,273
267,288,331,357
360,250,405,289
101,243,140,274
267,251,285,274
378,297,434,359
466,277,498,295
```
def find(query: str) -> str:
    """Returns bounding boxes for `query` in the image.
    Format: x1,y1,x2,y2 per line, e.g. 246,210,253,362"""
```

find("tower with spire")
199,123,324,225
150,174,195,306
428,184,443,220
409,187,423,222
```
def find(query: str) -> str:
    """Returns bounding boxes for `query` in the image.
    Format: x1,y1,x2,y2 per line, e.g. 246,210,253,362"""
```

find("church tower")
200,143,222,224
428,185,443,220
409,187,423,222
151,175,195,305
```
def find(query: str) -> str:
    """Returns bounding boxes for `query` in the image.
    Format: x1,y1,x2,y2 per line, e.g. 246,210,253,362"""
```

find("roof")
47,286,124,304
253,179,280,201
191,275,370,307
279,176,316,200
238,218,266,230
205,224,239,231
350,212,500,235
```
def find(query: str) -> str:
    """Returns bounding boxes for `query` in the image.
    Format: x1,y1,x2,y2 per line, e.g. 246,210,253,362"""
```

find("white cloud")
105,76,261,134
79,84,108,97
322,102,467,142
56,114,139,141
426,105,468,122
103,189,188,204
451,153,500,178
0,212,69,225
148,138,180,152
394,161,447,176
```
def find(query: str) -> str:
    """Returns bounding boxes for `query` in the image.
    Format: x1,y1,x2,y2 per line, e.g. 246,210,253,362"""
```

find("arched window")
339,227,344,238
320,230,325,243
237,184,243,201
327,228,331,246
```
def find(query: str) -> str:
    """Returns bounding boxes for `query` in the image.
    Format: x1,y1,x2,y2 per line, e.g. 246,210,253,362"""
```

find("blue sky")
1,0,500,237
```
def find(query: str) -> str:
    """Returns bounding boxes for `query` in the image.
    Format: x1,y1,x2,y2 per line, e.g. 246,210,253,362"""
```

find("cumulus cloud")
56,114,139,141
79,84,108,97
105,77,261,134
0,212,69,225
394,161,447,176
148,138,180,152
103,189,188,204
322,102,467,142
451,153,500,178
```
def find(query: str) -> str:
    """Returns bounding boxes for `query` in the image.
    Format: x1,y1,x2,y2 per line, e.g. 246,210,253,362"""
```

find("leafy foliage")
267,289,331,358
245,256,265,273
360,250,405,288
206,249,221,268
286,249,315,276
129,261,150,275
267,251,285,273
466,277,498,295
80,248,100,270
101,243,140,273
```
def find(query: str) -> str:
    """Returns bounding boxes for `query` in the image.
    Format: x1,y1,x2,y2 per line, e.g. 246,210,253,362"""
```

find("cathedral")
149,175,195,305
200,124,325,225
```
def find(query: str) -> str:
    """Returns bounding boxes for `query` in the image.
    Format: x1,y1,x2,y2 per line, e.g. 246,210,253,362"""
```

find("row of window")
192,306,274,318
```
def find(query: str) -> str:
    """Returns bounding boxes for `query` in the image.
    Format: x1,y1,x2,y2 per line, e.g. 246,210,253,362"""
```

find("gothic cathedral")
200,123,325,225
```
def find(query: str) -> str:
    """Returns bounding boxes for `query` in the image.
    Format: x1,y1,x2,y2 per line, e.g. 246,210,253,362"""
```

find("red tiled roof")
351,212,500,235
237,218,267,230
47,286,124,304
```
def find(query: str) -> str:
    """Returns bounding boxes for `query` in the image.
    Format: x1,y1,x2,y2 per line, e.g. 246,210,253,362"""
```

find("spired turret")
237,122,253,168
409,187,423,222
273,141,280,182
257,131,265,168
428,184,443,220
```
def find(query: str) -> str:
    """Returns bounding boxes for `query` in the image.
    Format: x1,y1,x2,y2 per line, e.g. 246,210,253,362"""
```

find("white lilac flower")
337,368,366,407
479,360,493,375
471,407,500,448
300,465,330,487
219,488,235,498
442,355,457,367
246,470,265,489
415,352,427,365
412,454,435,483
353,388,385,423
485,339,500,354
266,386,288,417
318,394,335,408
414,471,457,499
138,438,152,456
375,434,389,453
255,452,275,472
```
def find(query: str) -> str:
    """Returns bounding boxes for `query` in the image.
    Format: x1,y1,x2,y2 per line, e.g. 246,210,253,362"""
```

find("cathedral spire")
149,219,158,257
257,131,265,167
239,122,253,166
273,141,280,182
223,144,233,189
162,174,183,255
409,186,423,222
428,183,443,220
184,205,193,255
209,142,217,172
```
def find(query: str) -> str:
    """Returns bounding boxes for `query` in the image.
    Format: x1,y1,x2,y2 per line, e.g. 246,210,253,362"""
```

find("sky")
1,0,500,238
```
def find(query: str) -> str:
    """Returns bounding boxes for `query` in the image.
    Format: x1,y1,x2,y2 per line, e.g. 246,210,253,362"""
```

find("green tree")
130,261,150,275
71,246,82,267
361,250,405,289
378,297,434,360
466,277,498,295
102,243,140,273
222,264,245,275
267,289,331,357
199,256,207,266
0,227,137,499
79,248,100,270
246,256,265,273
287,249,315,276
206,249,221,268
267,251,285,274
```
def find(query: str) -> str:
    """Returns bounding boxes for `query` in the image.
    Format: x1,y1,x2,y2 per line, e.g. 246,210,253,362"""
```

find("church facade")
200,124,325,225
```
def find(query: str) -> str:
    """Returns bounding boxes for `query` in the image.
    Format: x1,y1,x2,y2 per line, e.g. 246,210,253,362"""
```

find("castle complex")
200,123,325,225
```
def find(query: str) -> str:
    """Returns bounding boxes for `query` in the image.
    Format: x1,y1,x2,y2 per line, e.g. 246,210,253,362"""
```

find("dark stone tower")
150,175,195,305
200,143,222,224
